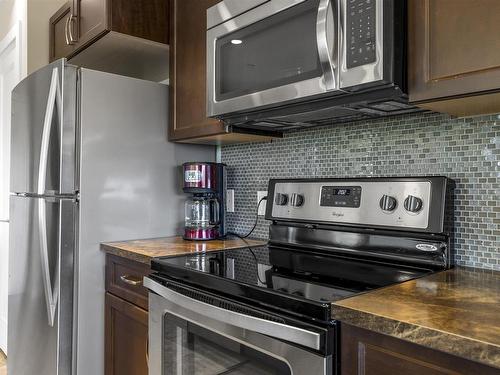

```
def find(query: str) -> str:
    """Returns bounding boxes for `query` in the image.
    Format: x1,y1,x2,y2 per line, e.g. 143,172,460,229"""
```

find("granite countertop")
101,236,266,264
332,267,500,369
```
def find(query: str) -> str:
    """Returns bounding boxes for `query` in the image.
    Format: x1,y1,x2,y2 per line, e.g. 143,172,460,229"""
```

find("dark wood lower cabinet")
105,292,149,375
105,254,151,375
341,323,498,375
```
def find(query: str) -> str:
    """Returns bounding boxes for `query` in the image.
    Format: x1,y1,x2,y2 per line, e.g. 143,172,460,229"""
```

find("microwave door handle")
144,277,321,351
316,0,337,90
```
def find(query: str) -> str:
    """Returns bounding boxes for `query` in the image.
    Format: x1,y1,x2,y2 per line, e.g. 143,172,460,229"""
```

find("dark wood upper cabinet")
71,0,108,49
168,0,224,141
168,0,279,145
49,3,75,62
341,323,499,375
409,0,500,116
50,0,169,81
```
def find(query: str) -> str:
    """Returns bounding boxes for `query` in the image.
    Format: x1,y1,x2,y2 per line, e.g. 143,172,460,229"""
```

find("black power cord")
228,195,267,239
226,195,268,284
227,232,267,285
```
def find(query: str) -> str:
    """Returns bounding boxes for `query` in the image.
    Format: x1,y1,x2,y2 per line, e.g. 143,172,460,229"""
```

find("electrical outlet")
226,189,235,213
257,191,268,215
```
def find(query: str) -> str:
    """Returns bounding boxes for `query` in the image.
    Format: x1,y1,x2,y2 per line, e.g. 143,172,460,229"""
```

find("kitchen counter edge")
101,236,267,265
332,267,500,369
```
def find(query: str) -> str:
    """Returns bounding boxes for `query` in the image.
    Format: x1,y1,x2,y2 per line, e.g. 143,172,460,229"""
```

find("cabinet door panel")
359,342,455,375
169,0,226,141
49,3,75,62
341,324,499,375
409,0,500,103
110,0,169,44
74,0,108,50
105,293,148,375
427,1,500,80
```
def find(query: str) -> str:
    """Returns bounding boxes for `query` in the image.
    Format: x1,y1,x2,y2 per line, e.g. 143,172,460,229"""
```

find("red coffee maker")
182,162,226,240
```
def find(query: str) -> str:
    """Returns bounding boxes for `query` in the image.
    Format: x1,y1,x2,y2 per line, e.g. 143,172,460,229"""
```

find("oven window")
163,313,291,374
215,0,322,101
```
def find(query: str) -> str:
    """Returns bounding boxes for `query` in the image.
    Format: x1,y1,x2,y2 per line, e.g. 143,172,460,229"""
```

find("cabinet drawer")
105,254,150,310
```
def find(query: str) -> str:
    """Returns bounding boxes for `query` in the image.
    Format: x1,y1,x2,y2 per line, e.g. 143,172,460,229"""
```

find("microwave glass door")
215,0,322,102
163,313,291,375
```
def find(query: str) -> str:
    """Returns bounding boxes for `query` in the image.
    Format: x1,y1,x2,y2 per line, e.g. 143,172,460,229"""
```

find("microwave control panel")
346,0,377,68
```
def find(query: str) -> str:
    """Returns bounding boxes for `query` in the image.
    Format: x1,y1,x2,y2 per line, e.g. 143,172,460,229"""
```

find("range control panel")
267,177,450,232
346,0,377,68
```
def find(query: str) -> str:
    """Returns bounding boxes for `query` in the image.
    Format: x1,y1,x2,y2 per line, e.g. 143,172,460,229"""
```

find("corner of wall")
26,0,67,74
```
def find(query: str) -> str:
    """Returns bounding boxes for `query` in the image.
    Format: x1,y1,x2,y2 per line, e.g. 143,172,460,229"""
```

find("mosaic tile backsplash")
221,112,500,270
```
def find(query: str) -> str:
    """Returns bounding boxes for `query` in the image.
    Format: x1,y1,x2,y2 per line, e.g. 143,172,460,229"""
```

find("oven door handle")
144,277,322,351
316,0,337,91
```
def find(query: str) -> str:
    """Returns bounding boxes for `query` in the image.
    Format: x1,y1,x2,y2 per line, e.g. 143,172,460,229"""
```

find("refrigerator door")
8,194,77,375
10,58,77,196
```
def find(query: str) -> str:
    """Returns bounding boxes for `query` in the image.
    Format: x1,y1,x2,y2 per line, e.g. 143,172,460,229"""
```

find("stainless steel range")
145,176,453,375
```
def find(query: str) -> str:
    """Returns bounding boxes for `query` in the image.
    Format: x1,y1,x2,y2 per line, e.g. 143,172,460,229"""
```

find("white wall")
0,1,18,39
0,0,27,76
0,0,67,75
0,0,26,355
27,0,66,73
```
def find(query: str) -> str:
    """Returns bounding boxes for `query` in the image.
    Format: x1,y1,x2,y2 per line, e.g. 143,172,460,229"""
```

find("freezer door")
8,195,77,375
10,59,77,196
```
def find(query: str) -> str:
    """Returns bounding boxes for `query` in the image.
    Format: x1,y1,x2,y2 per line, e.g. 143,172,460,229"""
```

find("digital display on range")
320,186,361,207
333,188,350,196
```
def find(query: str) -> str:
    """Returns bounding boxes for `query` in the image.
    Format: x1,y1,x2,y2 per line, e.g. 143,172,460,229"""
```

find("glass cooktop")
151,245,431,322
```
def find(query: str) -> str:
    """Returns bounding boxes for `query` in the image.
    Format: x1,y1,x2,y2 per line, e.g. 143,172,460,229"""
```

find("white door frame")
0,21,22,219
0,20,23,355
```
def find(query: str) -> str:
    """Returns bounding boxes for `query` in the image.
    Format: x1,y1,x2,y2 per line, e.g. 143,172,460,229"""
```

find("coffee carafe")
182,162,226,240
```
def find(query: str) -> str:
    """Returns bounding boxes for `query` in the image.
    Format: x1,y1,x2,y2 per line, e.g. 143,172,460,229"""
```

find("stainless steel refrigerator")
8,59,214,375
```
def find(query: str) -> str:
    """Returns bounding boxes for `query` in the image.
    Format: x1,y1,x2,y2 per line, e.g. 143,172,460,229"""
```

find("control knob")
290,193,304,207
274,193,288,206
404,195,423,213
379,195,397,212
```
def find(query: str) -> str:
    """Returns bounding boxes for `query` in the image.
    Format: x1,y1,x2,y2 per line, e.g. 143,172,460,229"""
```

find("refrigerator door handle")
38,198,60,327
38,67,62,196
37,67,62,327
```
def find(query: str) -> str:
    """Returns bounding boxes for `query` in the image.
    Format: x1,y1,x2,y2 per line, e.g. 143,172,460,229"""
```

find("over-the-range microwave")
207,0,420,132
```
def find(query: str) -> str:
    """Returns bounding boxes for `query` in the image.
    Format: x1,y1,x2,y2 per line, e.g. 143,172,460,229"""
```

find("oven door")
207,0,341,117
145,277,332,375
